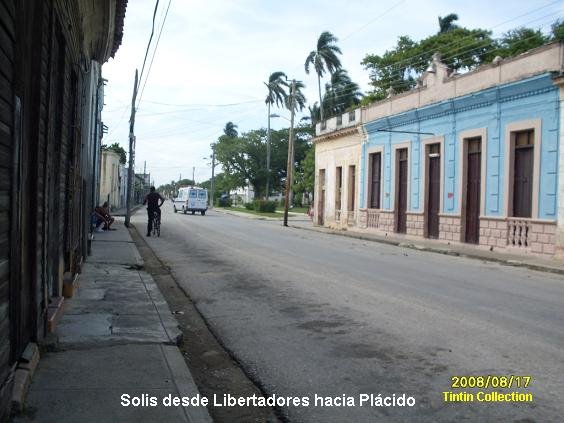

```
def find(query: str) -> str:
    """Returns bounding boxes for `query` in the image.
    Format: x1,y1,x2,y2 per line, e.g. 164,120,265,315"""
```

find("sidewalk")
15,217,212,423
290,220,564,275
111,204,144,217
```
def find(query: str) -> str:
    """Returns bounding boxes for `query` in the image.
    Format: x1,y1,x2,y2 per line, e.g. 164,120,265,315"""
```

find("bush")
244,202,254,210
253,200,277,213
218,194,232,207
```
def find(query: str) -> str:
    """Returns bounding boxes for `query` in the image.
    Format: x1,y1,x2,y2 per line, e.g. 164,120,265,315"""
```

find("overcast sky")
101,0,562,187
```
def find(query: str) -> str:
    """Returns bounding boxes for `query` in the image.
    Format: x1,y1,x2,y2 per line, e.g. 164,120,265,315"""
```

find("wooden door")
370,153,381,209
318,169,325,225
427,145,440,239
465,140,481,244
513,146,533,218
396,149,407,233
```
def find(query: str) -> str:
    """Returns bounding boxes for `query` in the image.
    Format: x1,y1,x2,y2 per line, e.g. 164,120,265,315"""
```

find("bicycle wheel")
156,218,160,237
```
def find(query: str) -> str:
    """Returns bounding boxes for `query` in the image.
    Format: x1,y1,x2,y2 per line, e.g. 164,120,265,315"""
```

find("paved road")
134,205,564,422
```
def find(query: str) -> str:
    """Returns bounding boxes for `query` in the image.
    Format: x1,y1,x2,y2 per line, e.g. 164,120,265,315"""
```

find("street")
133,205,564,422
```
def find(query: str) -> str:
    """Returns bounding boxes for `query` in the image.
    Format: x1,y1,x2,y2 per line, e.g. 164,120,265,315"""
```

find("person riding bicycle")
143,186,165,237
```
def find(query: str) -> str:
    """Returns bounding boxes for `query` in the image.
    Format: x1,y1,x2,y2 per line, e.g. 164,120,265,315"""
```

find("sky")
101,0,562,187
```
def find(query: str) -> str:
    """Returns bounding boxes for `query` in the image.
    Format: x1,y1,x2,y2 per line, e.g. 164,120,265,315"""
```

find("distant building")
99,150,121,209
314,42,563,257
119,164,128,209
230,183,255,204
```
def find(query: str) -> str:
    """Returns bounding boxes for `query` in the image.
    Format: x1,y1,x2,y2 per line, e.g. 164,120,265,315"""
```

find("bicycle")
151,209,161,237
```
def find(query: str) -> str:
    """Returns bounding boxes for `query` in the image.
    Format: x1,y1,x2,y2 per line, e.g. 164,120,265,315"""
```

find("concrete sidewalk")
290,220,564,275
15,217,212,423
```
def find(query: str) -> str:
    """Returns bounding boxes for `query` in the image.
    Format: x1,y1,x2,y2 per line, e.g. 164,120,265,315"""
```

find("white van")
173,187,208,215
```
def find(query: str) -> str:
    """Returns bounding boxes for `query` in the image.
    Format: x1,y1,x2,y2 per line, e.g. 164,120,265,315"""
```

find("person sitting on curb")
94,202,115,231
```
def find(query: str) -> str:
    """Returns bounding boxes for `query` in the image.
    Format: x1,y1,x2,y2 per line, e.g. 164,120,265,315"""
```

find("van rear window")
189,191,197,198
198,191,207,198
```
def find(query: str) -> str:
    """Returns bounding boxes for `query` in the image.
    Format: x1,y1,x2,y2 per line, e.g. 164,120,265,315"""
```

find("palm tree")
284,80,306,113
322,69,363,117
304,31,342,121
438,13,459,33
264,71,288,198
223,121,238,137
264,71,288,110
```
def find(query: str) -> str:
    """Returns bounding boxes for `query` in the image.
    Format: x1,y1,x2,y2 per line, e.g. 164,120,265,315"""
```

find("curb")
11,343,40,414
289,224,564,276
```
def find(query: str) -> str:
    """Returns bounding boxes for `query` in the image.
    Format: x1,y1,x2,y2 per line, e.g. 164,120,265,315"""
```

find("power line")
368,5,561,77
139,98,263,108
138,0,160,89
341,0,407,42
137,0,173,109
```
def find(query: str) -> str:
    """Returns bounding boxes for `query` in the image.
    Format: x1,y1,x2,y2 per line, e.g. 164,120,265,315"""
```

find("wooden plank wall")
0,0,14,419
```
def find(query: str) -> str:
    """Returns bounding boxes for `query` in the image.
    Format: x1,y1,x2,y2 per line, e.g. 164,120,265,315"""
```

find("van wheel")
201,211,205,216
173,206,177,213
183,208,187,214
191,211,195,215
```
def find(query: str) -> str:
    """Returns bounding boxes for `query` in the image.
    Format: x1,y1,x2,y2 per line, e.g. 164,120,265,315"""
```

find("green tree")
361,35,418,103
293,146,315,206
285,80,307,113
321,69,363,119
552,20,564,41
496,27,549,58
362,26,497,103
438,13,459,33
304,31,342,122
223,121,238,137
265,71,288,112
213,125,313,199
102,142,127,164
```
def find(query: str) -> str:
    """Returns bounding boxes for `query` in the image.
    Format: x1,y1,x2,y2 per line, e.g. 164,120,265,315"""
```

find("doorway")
426,143,440,239
318,169,325,225
464,138,481,243
396,148,408,233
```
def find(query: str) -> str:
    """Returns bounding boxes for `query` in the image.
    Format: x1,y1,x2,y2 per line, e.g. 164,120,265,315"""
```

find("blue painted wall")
361,73,559,220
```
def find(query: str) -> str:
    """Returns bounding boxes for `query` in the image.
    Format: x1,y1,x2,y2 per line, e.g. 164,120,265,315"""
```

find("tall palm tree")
223,121,238,137
264,71,288,198
304,31,342,121
322,69,363,117
284,80,306,113
264,71,288,110
438,13,459,33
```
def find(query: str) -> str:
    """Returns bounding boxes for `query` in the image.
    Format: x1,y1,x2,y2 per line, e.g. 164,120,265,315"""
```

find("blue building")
314,43,563,257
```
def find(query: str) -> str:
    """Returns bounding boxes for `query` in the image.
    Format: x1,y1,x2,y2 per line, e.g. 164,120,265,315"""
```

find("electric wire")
138,0,160,90
137,0,173,110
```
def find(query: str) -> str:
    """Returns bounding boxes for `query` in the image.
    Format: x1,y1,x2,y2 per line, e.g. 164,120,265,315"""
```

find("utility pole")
125,69,138,227
265,103,271,200
283,80,296,227
192,166,195,185
210,146,216,207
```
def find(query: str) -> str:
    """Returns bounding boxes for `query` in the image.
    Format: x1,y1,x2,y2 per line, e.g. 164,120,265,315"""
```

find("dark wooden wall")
0,0,15,419
1,0,93,418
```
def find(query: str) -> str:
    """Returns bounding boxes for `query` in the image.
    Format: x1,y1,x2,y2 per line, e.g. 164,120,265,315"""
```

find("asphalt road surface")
134,205,564,422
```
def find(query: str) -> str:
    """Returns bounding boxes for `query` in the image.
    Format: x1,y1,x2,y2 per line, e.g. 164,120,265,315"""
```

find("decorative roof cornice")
313,125,362,144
